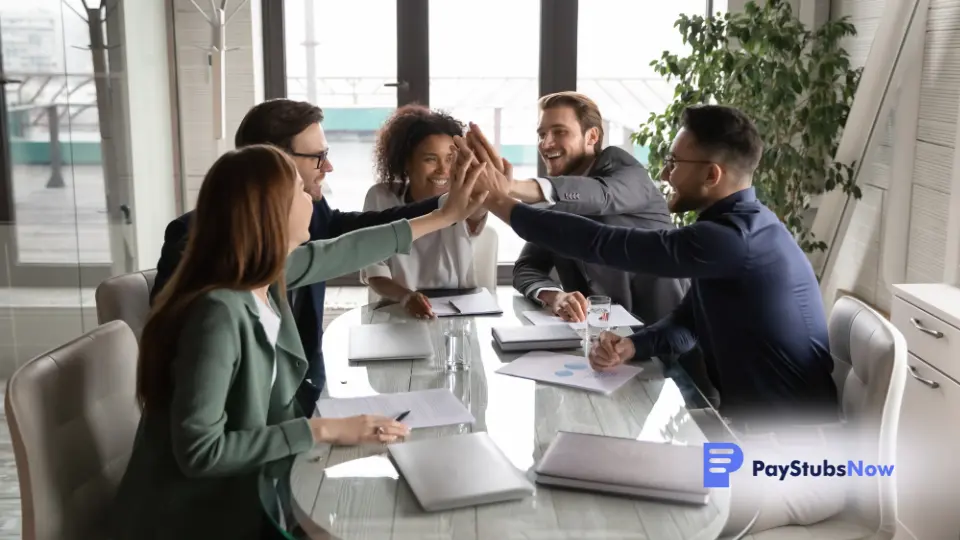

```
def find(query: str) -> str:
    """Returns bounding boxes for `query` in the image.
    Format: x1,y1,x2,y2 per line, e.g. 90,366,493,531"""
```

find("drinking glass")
442,318,472,371
585,295,612,355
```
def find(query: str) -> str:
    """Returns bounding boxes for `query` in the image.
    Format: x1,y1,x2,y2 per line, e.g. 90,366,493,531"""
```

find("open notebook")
534,431,710,505
387,431,535,511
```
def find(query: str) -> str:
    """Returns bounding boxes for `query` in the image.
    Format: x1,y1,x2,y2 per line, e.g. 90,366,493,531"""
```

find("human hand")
402,291,435,319
466,122,505,174
453,135,514,198
547,291,588,322
439,142,488,223
589,331,636,371
310,414,410,445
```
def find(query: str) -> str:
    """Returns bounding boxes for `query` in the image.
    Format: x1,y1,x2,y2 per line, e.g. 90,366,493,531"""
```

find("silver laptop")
387,431,535,511
347,322,434,361
534,431,710,505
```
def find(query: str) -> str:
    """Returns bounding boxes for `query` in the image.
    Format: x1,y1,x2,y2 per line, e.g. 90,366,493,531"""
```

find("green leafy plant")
633,0,863,252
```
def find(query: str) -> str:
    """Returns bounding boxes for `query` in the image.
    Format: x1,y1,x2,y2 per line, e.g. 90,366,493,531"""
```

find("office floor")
0,287,369,538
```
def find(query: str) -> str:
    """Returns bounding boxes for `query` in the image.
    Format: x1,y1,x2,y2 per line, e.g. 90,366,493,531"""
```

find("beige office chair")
472,226,499,294
742,295,907,539
5,320,141,540
95,269,157,340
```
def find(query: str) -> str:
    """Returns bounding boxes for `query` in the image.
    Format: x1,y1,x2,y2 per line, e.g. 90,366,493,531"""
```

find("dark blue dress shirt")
508,187,838,422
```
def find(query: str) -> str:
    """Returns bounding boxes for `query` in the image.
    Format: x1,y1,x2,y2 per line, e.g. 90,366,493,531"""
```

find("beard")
546,141,593,176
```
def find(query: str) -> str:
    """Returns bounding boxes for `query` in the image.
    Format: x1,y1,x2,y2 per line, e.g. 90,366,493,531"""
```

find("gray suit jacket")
512,146,687,325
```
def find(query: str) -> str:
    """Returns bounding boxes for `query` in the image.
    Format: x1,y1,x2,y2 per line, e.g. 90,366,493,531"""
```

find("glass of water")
442,318,472,371
586,295,612,355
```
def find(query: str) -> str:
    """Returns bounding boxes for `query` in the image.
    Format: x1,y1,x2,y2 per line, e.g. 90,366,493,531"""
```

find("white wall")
819,0,960,314
171,0,264,211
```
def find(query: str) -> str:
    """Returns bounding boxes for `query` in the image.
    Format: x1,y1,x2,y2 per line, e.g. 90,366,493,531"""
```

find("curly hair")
374,104,465,195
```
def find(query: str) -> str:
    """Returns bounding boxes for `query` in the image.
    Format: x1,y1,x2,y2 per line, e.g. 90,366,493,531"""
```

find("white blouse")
360,183,485,291
252,292,280,390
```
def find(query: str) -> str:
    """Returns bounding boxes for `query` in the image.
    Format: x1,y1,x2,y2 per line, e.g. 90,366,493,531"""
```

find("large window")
271,0,711,282
282,0,397,213
576,0,707,169
429,0,540,263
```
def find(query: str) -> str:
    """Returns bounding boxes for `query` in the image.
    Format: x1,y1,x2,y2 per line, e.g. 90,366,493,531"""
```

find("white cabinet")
891,284,960,540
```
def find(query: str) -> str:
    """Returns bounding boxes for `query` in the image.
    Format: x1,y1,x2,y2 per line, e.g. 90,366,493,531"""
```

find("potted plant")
633,0,863,252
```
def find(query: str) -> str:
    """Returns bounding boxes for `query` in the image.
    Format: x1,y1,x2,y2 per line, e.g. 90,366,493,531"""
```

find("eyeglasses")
289,149,329,170
661,156,713,176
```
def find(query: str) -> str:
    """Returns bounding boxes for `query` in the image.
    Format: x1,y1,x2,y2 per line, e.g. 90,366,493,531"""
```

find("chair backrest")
472,226,498,293
95,269,157,340
827,295,907,535
5,320,141,540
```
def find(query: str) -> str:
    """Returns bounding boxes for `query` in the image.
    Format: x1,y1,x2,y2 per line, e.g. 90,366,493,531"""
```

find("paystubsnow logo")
702,442,894,488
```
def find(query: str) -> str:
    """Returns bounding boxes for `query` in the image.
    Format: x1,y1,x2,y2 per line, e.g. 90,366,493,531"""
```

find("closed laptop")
534,431,710,505
387,431,535,511
492,325,582,351
348,322,434,361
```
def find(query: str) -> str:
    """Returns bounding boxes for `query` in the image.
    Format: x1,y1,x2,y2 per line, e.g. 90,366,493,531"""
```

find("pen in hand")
395,410,410,422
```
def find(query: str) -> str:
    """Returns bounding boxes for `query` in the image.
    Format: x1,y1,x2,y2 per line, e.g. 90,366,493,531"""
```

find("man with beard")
468,91,686,329
468,104,838,426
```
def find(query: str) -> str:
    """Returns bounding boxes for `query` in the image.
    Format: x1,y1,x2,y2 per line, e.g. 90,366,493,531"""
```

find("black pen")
395,410,411,422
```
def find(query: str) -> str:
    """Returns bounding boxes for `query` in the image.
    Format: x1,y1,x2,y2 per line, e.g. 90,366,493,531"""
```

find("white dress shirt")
360,183,486,291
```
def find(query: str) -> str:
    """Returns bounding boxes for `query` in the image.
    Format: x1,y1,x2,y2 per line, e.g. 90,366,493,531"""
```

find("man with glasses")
470,104,838,427
468,92,714,404
151,99,445,410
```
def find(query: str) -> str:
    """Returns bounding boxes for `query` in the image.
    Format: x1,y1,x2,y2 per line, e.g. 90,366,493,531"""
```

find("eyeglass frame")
660,155,714,177
289,149,329,170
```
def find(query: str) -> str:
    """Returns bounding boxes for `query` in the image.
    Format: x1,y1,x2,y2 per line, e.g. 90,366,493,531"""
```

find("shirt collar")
697,187,757,222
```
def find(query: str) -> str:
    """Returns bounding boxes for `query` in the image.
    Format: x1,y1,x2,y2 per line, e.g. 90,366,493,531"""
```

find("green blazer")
111,220,414,540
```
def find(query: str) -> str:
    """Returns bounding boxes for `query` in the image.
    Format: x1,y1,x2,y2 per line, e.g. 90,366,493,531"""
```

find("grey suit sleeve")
543,162,653,216
512,241,562,303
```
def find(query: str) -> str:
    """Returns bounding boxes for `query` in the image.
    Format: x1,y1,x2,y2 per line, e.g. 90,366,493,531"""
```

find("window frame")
262,0,712,287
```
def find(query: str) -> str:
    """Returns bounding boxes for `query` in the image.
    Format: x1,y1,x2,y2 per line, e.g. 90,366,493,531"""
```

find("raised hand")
466,122,505,174
453,135,513,198
439,143,489,223
588,331,636,372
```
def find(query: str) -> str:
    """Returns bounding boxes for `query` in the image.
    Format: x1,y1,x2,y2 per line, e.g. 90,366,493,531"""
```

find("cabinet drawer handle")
908,365,940,389
910,317,944,338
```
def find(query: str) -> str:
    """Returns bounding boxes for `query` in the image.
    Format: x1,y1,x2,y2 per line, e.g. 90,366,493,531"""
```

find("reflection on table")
260,287,741,540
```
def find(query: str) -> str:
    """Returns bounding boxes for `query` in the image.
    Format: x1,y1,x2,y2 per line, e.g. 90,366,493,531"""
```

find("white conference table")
260,287,745,540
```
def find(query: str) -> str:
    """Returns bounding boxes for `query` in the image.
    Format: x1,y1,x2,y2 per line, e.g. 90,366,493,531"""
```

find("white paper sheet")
315,388,475,429
495,351,642,395
427,288,501,316
522,304,643,329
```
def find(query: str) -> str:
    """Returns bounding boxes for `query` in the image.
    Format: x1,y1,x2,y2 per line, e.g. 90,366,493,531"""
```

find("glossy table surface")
260,288,742,540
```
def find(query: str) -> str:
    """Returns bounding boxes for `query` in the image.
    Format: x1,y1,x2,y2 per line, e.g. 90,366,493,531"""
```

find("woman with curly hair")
361,104,489,318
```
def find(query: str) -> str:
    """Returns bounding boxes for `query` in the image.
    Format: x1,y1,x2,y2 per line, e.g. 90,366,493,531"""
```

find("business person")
465,105,838,425
467,92,685,326
112,144,487,540
361,104,488,318
152,99,444,398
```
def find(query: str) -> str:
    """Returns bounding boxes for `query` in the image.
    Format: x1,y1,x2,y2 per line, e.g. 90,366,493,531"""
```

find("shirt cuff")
360,263,391,284
438,193,448,207
531,286,563,306
529,178,556,208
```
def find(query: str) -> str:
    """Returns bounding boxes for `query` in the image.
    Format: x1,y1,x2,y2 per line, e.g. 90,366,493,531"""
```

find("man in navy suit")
467,104,838,426
151,99,443,410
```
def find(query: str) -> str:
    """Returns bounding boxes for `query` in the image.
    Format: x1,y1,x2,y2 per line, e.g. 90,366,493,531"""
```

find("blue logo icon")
703,442,744,488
